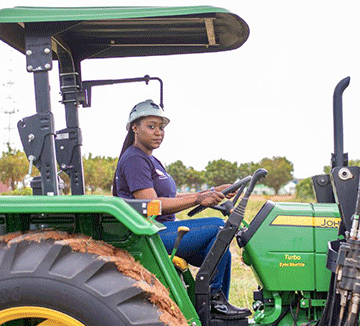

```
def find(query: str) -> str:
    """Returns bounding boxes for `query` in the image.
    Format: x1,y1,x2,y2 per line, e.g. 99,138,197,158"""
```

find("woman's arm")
175,184,235,199
133,188,225,215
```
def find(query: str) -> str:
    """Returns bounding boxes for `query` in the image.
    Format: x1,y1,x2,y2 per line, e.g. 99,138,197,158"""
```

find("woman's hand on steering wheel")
213,184,236,199
195,190,225,207
188,176,252,217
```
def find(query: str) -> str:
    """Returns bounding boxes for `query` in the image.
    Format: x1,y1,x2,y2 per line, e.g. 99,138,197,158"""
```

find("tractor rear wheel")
0,231,187,326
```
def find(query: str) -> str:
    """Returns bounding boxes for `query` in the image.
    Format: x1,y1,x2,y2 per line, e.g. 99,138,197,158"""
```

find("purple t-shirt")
114,146,177,222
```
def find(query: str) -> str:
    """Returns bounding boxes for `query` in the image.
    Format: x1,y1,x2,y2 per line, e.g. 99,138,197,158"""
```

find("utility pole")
1,63,19,151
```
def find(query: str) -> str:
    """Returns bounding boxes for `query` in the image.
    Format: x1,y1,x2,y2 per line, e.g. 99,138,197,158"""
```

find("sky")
1,1,360,179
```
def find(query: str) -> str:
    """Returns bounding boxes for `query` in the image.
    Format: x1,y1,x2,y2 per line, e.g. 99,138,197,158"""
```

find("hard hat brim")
126,115,170,131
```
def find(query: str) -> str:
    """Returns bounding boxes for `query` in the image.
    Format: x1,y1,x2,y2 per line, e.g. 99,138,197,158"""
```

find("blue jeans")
159,217,231,298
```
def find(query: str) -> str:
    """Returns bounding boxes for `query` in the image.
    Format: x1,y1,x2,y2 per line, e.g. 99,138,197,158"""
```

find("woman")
113,99,250,317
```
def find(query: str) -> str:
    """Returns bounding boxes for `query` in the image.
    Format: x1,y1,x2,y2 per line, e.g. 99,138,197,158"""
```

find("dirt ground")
250,195,296,202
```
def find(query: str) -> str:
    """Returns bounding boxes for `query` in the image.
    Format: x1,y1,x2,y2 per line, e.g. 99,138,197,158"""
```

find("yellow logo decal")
279,262,305,267
271,215,341,228
279,254,306,267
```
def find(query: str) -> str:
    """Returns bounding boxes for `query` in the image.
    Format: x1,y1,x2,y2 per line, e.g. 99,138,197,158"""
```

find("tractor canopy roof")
0,6,249,61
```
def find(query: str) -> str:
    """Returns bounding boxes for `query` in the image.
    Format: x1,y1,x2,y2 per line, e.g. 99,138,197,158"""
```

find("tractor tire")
0,231,187,326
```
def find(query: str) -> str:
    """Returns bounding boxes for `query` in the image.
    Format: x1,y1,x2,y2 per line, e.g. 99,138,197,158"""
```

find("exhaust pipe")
332,76,350,168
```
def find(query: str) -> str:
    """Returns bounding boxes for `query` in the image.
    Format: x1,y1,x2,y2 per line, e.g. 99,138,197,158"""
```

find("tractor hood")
0,6,249,61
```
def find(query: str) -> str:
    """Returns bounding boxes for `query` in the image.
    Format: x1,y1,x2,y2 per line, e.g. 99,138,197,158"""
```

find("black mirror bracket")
81,75,164,108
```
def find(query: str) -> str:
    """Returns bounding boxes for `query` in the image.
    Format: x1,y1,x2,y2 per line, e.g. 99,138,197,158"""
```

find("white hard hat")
126,99,170,131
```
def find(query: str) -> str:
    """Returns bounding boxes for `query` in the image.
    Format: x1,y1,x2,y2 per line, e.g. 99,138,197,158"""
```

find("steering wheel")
187,175,252,217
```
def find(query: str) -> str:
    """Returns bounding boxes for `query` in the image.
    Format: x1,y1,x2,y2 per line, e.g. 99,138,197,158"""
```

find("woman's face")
133,116,166,152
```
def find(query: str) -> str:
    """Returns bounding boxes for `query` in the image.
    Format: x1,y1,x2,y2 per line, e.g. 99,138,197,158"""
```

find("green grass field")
176,196,297,309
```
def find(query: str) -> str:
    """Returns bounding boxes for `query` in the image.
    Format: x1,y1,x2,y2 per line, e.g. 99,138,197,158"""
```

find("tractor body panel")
242,201,340,292
240,201,341,325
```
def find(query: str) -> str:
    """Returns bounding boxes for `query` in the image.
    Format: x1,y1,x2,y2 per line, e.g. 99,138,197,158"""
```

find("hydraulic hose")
318,273,339,326
344,313,357,326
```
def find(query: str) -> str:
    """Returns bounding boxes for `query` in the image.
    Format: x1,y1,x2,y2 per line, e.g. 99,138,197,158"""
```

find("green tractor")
0,5,358,326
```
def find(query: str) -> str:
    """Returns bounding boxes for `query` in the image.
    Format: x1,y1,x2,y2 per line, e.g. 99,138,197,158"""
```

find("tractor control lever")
231,182,248,204
243,168,268,199
227,168,268,226
170,226,190,261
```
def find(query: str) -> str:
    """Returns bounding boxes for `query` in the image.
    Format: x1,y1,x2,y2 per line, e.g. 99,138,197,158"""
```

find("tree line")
0,147,295,195
167,157,294,194
0,147,118,195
